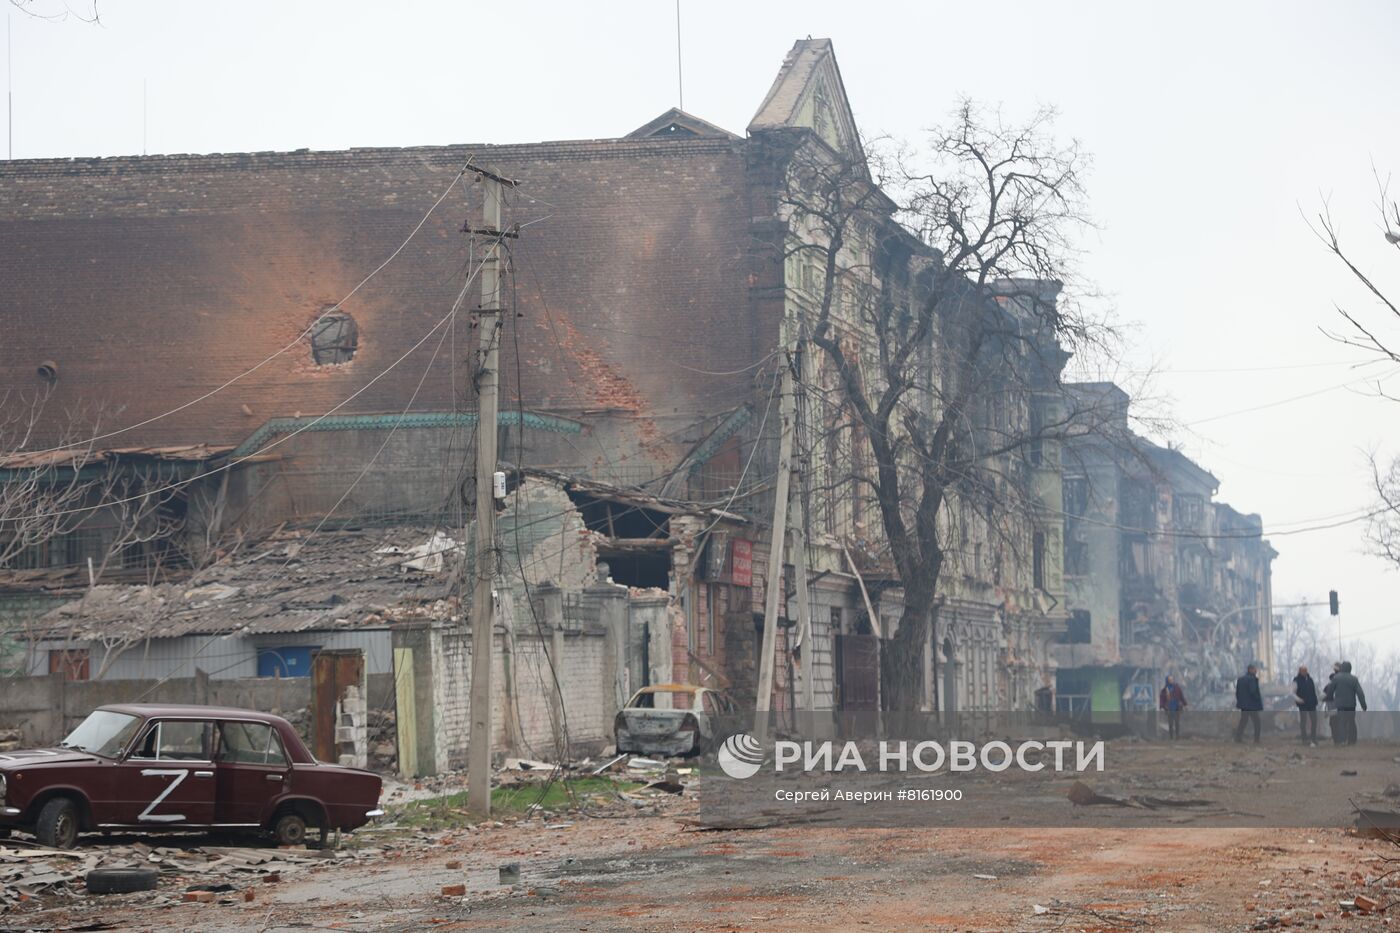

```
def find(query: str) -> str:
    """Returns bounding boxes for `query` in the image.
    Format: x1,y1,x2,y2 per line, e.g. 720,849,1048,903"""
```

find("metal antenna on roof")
7,13,12,160
675,0,683,111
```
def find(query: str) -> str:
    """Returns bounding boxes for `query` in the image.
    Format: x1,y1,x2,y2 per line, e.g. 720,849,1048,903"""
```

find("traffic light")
1329,590,1340,616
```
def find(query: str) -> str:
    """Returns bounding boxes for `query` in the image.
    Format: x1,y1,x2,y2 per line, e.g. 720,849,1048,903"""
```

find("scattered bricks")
243,889,256,902
441,884,466,897
263,873,281,884
183,891,215,903
445,860,463,870
1353,893,1380,912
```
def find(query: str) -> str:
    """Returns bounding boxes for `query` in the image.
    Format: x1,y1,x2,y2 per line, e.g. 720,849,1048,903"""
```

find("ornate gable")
749,38,864,162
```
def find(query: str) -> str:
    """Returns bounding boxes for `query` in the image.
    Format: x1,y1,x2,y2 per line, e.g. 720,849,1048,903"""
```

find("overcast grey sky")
7,0,1400,656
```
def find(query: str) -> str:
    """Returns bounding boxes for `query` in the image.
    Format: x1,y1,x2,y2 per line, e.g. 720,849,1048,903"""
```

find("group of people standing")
1153,663,1368,744
1287,662,1367,746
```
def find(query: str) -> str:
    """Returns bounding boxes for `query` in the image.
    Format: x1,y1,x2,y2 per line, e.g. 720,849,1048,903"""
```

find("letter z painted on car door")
115,719,217,825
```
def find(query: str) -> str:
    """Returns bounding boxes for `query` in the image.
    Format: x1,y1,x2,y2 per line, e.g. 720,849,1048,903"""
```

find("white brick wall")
426,624,611,770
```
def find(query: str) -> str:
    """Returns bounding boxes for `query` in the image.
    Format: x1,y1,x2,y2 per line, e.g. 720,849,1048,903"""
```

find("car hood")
0,748,100,769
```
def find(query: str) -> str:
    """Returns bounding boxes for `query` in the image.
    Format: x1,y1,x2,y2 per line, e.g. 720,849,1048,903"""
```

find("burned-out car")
614,684,736,757
0,704,382,849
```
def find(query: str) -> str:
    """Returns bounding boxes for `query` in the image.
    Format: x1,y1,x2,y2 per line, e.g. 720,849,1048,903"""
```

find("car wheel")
86,867,158,894
273,811,308,847
36,797,79,849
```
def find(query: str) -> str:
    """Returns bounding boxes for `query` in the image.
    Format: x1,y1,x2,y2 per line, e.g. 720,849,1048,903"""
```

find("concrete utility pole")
467,167,511,817
755,352,796,739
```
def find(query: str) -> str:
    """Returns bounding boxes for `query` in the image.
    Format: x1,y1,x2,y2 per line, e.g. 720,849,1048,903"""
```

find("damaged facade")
1056,383,1277,717
0,37,1274,767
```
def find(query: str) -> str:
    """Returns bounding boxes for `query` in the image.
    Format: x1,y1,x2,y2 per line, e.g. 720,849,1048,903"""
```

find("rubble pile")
368,707,398,771
0,838,380,908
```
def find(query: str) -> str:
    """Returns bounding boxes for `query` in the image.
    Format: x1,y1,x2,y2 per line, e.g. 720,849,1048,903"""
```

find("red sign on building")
730,539,753,588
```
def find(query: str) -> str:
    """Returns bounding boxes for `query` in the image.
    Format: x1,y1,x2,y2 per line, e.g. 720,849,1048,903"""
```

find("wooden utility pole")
792,488,814,712
791,340,815,714
755,354,795,739
467,168,508,817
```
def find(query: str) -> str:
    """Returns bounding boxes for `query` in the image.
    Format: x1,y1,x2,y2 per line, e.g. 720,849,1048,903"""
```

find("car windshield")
59,710,142,759
628,689,699,710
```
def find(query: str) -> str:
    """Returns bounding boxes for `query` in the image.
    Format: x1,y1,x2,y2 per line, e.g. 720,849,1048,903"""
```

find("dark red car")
0,704,383,849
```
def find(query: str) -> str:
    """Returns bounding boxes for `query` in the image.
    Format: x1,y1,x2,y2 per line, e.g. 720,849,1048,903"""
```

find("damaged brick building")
0,37,1275,756
1056,383,1277,718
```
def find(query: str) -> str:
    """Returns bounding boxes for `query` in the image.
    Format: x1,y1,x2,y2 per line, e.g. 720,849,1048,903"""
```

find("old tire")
86,867,158,894
36,797,79,849
273,811,308,847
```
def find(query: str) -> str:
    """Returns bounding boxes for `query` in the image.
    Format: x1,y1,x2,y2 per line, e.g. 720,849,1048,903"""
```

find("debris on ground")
1066,780,1214,810
0,838,377,907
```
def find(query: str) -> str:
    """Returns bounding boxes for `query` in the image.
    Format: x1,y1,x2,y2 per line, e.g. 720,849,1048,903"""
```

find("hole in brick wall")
598,548,671,589
310,311,358,365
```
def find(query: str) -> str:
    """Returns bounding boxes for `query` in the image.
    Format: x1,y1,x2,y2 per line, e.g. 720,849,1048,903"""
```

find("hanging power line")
20,159,480,457
26,236,507,522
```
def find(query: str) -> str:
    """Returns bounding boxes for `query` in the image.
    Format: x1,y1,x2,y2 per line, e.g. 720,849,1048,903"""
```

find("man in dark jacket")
1330,661,1367,745
1234,664,1264,743
1323,662,1343,743
1293,665,1319,745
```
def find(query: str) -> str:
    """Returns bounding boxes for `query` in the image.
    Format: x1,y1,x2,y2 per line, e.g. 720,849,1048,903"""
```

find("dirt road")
12,804,1399,932
10,736,1400,931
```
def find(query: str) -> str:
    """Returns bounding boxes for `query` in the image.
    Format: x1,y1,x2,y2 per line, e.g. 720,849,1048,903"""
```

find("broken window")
1033,531,1047,590
310,311,358,365
1173,494,1204,530
1066,537,1089,577
1063,478,1089,517
1058,610,1091,644
1120,480,1154,531
1028,405,1045,466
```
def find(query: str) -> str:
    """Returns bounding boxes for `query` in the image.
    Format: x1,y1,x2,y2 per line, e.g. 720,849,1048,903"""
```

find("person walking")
1159,674,1188,740
1234,663,1263,743
1330,661,1367,745
1292,665,1319,746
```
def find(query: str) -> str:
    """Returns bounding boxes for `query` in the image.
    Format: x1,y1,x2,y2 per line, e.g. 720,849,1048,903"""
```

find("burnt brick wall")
0,138,778,483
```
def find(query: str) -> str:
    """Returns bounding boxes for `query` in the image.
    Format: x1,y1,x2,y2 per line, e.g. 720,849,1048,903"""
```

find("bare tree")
1274,601,1331,682
87,464,188,584
782,103,1122,709
0,390,112,570
1310,174,1400,565
7,0,100,23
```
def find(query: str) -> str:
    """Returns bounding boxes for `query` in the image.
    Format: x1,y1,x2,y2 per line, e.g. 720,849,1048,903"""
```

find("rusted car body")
614,684,736,757
0,704,382,849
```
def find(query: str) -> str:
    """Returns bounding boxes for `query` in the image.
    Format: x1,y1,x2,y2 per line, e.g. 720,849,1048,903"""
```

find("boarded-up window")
49,649,89,681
